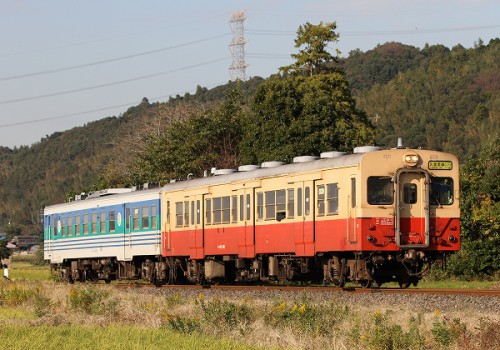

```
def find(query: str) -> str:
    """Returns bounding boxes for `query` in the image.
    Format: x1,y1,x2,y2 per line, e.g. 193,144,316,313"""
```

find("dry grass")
1,279,499,350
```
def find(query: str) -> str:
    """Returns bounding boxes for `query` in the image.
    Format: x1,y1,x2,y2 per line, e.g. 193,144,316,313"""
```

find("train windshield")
367,176,394,205
430,177,454,205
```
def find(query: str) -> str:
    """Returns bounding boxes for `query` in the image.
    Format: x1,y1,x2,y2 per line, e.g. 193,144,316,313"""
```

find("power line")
246,24,500,37
0,57,231,105
0,81,228,129
0,33,231,82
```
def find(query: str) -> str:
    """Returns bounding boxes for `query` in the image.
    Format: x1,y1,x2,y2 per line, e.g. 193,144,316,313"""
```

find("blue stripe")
45,241,160,252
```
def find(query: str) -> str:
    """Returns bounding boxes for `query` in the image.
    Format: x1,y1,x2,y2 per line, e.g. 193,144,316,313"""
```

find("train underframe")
53,249,445,288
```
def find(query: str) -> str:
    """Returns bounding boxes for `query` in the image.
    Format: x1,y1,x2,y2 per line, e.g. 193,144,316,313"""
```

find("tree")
281,21,340,76
240,22,374,164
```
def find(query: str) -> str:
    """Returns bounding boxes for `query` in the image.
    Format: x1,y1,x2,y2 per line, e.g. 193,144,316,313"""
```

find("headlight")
403,153,419,166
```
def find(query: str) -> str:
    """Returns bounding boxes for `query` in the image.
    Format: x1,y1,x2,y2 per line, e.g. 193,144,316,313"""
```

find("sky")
0,0,498,148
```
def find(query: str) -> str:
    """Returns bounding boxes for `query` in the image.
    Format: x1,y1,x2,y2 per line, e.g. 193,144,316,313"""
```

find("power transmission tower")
229,11,248,81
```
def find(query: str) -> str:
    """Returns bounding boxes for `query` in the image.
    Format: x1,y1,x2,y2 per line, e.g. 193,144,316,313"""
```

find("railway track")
113,283,500,297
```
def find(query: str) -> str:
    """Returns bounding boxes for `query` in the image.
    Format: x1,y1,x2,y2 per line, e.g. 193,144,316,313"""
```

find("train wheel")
359,279,372,288
398,281,410,289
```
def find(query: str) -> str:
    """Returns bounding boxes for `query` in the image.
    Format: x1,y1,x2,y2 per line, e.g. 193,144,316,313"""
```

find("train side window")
75,215,81,235
317,185,325,216
305,187,310,216
109,211,116,232
351,178,356,208
196,200,200,225
246,194,251,221
287,188,294,219
239,195,244,221
257,192,263,221
125,208,131,230
205,199,211,225
222,196,230,224
403,184,417,204
143,206,150,229
232,196,238,223
184,201,189,227
297,188,303,216
276,189,286,220
151,205,157,229
100,211,106,233
265,191,275,220
430,177,454,205
83,214,89,235
213,197,222,224
61,217,66,237
175,202,183,227
367,177,393,205
91,213,98,234
191,201,195,226
67,216,73,236
327,183,339,215
133,207,140,230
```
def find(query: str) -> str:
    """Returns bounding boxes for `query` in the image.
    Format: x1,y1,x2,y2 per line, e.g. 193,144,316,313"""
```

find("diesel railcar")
44,146,460,287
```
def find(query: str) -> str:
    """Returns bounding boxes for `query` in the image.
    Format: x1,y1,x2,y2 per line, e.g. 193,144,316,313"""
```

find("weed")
67,285,117,316
166,315,201,334
197,298,254,332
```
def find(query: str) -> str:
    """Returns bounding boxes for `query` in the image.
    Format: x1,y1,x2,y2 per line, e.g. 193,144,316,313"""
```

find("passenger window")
75,215,80,235
205,199,212,225
143,206,150,229
126,208,131,230
287,188,294,219
403,184,417,204
317,185,325,216
109,211,115,232
175,202,183,227
91,213,98,234
61,217,66,237
213,197,222,224
184,201,189,227
239,195,244,221
67,216,73,236
133,207,140,230
232,196,238,223
246,194,251,220
327,183,339,215
151,205,157,229
83,214,89,235
222,196,230,224
257,192,264,221
100,212,106,233
265,191,275,220
191,201,195,226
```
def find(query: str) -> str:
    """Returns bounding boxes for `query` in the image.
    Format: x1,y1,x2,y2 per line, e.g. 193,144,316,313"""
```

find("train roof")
44,148,457,214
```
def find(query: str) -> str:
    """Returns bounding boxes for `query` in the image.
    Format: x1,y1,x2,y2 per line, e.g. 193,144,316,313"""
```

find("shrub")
67,286,117,315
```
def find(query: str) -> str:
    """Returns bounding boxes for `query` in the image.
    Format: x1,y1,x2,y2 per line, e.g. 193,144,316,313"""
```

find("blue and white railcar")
44,188,161,282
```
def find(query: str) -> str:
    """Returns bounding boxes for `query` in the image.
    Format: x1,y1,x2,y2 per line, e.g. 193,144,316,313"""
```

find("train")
44,144,460,288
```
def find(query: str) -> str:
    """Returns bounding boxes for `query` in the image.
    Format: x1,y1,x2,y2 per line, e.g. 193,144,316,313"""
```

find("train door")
189,195,204,259
347,177,358,243
294,181,315,256
123,204,133,261
45,215,53,259
237,189,255,258
395,170,430,248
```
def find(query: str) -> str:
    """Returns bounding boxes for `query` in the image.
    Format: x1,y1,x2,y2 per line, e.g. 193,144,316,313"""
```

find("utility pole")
229,11,248,81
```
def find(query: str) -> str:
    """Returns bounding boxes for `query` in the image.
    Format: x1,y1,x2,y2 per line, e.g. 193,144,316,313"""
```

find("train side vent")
213,169,237,176
353,146,381,154
238,165,260,172
320,151,347,158
293,155,319,163
261,161,286,168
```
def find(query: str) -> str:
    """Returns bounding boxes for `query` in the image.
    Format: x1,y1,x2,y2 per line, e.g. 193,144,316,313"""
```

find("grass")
0,325,264,350
6,261,51,281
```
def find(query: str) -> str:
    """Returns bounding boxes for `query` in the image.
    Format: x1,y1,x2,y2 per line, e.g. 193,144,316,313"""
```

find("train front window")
367,176,394,205
430,177,454,206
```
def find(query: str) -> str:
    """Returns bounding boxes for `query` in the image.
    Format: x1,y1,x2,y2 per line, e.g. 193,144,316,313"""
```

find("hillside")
1,40,498,233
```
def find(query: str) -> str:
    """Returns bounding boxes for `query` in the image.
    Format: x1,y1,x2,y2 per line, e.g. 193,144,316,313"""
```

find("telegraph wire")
0,81,228,129
0,33,231,82
0,57,231,105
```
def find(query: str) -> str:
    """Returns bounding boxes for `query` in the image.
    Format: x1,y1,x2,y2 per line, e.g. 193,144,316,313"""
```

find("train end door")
395,170,430,248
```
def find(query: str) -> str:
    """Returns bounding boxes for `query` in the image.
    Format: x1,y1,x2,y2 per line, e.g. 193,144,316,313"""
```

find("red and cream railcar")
160,147,459,287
